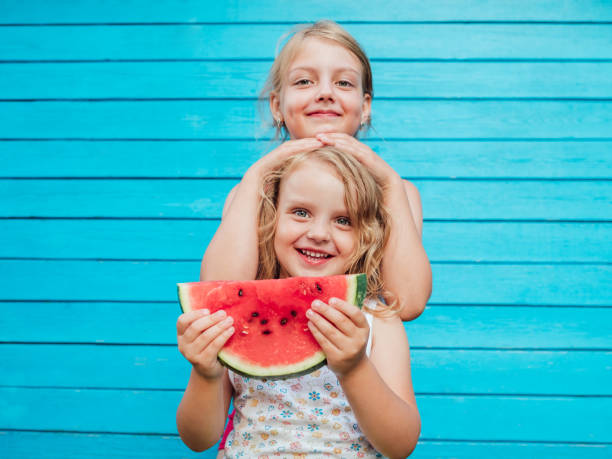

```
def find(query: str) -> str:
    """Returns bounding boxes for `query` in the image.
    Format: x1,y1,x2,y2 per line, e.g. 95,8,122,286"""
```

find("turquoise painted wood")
1,1,611,457
1,220,610,262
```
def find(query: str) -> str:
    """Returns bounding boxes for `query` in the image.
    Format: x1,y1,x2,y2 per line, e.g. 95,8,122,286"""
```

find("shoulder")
402,179,422,205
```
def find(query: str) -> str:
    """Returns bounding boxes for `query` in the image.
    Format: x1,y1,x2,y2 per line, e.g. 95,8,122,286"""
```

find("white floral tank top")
223,311,384,458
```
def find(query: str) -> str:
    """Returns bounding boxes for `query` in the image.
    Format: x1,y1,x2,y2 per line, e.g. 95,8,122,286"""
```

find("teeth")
301,249,328,259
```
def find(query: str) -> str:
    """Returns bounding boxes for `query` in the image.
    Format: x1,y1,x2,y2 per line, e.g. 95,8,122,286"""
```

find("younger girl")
177,147,420,458
201,20,432,321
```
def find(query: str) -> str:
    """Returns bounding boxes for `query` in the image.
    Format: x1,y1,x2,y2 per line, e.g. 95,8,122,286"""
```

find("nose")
307,218,331,242
316,79,335,102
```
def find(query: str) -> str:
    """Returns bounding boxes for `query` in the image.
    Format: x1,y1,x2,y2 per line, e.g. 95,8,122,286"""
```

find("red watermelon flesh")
177,274,366,379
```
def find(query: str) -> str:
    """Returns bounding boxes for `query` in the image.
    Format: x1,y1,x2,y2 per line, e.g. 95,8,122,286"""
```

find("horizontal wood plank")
1,179,610,220
1,100,611,139
2,303,610,347
2,140,610,179
2,0,612,23
2,431,609,459
2,344,610,395
1,24,612,60
1,220,610,263
1,387,609,442
2,62,612,99
0,260,608,305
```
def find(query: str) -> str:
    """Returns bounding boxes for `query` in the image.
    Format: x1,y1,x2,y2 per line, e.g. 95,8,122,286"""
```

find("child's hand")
306,297,370,378
176,309,235,380
247,138,324,178
315,133,401,188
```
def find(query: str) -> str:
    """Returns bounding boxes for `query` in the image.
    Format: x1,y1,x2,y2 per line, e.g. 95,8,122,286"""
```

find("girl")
201,20,432,321
177,146,421,458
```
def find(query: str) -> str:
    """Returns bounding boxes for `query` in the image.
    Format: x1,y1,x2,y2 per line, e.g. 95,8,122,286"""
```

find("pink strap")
218,410,235,450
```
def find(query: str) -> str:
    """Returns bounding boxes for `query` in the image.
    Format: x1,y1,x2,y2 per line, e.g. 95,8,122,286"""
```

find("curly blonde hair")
256,146,398,316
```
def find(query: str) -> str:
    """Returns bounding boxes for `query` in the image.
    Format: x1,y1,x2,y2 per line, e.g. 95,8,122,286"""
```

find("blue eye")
293,209,309,218
337,80,353,87
336,216,351,226
295,79,312,86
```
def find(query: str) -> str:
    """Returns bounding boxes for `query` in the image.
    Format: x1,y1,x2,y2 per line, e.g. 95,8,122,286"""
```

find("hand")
247,137,324,179
315,132,402,188
306,297,370,378
176,309,235,380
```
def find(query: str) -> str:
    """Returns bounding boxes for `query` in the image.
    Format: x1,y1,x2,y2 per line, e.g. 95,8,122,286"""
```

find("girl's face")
270,37,371,139
274,159,357,278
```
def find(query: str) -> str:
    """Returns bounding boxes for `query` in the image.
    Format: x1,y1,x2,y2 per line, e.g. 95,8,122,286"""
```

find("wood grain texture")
2,344,610,395
2,0,612,23
1,24,611,60
2,62,612,99
2,140,611,178
2,303,610,347
1,220,610,262
2,431,610,459
1,179,610,219
1,387,610,442
1,100,611,139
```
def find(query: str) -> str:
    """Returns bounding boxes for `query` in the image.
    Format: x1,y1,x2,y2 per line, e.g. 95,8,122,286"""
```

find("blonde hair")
256,146,398,316
261,20,373,140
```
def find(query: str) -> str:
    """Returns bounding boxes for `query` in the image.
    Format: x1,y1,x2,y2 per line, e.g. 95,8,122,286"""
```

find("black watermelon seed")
291,310,297,317
238,289,243,297
251,312,259,317
260,319,268,325
280,318,288,325
315,282,322,292
262,330,272,335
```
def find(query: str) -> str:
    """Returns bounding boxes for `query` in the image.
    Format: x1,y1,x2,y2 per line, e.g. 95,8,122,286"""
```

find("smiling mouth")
308,111,340,117
297,248,332,264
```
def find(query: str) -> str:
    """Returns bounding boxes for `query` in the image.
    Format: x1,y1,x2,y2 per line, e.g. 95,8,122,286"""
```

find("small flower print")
242,432,252,441
323,382,333,391
312,407,324,416
308,391,320,401
350,443,361,451
291,383,303,391
280,410,293,418
290,441,301,450
307,423,319,432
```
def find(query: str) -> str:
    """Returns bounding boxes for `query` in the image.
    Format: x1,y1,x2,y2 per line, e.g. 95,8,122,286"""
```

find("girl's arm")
176,368,233,452
200,138,323,282
307,299,420,458
175,309,235,451
339,315,420,458
316,133,432,320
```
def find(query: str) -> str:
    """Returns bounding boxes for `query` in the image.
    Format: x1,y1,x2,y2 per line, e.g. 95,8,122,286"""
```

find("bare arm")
382,176,432,321
176,369,233,452
200,138,324,281
175,310,235,451
339,315,420,458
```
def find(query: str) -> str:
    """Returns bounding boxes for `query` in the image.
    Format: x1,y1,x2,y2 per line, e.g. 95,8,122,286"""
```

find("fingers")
180,309,233,344
310,298,367,335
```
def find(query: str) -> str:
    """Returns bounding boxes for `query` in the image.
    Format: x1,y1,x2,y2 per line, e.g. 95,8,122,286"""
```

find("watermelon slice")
177,274,366,379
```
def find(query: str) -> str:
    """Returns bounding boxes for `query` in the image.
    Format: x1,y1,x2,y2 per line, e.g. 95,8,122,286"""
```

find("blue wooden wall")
1,1,611,457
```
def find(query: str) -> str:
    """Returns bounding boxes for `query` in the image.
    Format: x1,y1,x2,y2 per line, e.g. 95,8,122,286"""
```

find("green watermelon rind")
176,273,367,380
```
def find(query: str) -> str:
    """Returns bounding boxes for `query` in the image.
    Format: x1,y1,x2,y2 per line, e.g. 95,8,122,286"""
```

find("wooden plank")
2,0,612,23
2,302,610,347
1,220,610,263
2,344,610,395
4,0,612,23
1,24,612,60
3,431,610,459
2,62,612,99
1,387,610,442
1,179,610,220
2,140,611,179
0,261,609,305
0,431,212,458
1,100,612,139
